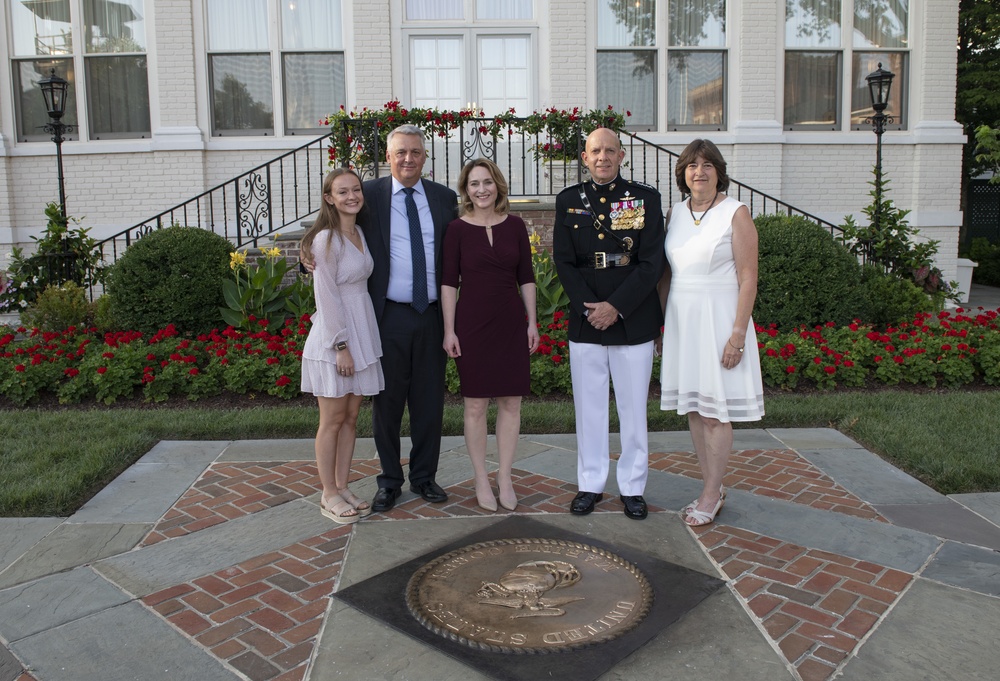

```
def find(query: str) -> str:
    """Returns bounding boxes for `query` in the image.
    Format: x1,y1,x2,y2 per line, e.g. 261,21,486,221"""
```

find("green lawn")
2,390,998,517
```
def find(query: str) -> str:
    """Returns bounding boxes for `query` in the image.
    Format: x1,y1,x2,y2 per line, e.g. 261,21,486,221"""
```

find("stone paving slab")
796,448,944,505
732,428,789,451
0,644,22,681
837,579,1000,681
0,523,150,591
95,499,331,597
706,491,941,573
219,438,340,462
874,501,1000,551
0,567,130,642
0,519,60,575
767,428,864,451
919,541,1000,597
136,440,232,466
950,492,1000,527
11,601,240,681
70,441,229,525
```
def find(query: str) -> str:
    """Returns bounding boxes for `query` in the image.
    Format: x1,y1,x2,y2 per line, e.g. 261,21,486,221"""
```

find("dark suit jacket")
361,176,459,322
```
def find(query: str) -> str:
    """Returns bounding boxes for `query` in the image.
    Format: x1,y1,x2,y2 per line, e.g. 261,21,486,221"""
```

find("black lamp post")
38,68,76,217
864,63,895,243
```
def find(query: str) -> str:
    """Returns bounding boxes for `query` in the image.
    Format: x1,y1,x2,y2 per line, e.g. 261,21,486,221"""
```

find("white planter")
956,258,978,304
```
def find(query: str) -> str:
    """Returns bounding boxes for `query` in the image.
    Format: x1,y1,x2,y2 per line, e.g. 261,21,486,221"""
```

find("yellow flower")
229,251,247,270
529,231,541,256
263,246,282,259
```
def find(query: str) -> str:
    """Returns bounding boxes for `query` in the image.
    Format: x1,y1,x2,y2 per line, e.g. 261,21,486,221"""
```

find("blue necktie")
403,187,429,313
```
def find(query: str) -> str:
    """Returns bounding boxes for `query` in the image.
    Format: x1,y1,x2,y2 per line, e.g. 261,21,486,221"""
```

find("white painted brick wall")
153,0,199,127
548,1,588,108
918,2,960,122
351,1,393,106
735,0,780,121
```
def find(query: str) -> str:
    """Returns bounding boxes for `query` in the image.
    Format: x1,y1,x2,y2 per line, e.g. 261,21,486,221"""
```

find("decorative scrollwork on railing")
238,172,270,243
461,128,498,165
134,223,155,241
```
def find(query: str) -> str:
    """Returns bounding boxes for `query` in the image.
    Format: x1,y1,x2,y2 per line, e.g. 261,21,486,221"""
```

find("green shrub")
92,295,118,332
969,237,1000,287
854,264,931,326
105,226,234,334
754,214,861,329
0,203,105,314
20,282,95,331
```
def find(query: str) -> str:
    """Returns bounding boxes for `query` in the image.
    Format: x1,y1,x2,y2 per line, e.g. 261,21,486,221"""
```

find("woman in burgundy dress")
442,158,539,512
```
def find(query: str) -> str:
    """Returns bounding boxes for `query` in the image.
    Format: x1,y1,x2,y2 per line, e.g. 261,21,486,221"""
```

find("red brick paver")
695,524,912,681
143,526,351,681
647,449,885,521
141,460,381,546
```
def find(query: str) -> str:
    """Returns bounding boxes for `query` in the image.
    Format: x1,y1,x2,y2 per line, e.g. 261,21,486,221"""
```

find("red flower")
97,366,107,374
275,375,291,386
552,355,563,364
64,367,79,377
102,352,115,359
785,366,796,373
267,357,280,365
824,366,836,375
766,348,777,357
189,368,199,376
14,364,25,372
147,353,156,360
893,356,904,364
812,357,822,364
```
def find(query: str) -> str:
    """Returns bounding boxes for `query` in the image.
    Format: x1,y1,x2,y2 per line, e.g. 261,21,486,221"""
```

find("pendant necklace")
688,192,719,226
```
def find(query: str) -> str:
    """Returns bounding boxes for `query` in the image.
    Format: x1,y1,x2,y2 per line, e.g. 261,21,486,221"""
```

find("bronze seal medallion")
405,537,654,654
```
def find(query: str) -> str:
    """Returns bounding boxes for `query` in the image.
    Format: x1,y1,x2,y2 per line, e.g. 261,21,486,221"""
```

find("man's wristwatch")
335,341,348,351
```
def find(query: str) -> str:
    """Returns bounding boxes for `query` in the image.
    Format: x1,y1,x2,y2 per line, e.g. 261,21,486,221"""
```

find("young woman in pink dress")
300,169,385,524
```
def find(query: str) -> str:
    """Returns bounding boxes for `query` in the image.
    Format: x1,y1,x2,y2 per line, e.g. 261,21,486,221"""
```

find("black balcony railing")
95,119,846,274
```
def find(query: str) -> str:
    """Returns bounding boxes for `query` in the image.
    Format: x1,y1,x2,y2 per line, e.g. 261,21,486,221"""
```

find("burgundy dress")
442,215,535,397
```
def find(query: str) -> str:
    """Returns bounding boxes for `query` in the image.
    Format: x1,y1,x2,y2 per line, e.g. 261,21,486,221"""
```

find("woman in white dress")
300,169,385,524
657,139,764,527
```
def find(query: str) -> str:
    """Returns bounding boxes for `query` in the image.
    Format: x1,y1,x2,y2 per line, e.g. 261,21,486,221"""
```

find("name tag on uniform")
610,199,645,230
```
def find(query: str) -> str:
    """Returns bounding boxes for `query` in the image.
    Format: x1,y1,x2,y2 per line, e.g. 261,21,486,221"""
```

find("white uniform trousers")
568,340,654,497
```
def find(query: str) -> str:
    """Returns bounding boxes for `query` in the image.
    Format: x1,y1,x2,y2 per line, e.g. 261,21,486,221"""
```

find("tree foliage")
957,0,1000,178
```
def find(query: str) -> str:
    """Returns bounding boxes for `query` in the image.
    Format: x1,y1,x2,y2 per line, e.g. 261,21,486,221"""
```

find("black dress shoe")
372,487,401,512
620,495,648,520
570,491,603,515
410,480,448,503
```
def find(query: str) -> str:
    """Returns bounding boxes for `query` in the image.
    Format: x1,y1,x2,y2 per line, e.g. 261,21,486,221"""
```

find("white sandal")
321,494,360,524
682,487,726,515
684,495,725,527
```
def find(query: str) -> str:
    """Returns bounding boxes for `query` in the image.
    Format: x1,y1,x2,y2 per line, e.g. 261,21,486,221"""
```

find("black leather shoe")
410,480,448,503
620,495,648,520
570,491,603,515
372,487,401,512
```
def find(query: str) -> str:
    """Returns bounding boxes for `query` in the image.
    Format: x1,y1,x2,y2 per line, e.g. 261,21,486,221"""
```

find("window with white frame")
10,0,150,142
206,0,346,136
596,0,727,132
404,0,534,116
784,0,907,130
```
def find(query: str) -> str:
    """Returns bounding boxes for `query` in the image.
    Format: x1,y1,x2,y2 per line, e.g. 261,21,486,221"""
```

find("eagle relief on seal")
476,560,583,617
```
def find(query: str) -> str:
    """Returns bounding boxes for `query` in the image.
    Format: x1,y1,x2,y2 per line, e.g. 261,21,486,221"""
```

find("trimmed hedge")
105,226,234,334
754,214,932,329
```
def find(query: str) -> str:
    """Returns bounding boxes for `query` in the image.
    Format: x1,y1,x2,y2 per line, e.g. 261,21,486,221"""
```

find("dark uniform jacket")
553,174,666,346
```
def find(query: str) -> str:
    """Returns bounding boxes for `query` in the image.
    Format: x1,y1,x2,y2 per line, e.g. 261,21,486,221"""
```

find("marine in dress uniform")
553,128,665,520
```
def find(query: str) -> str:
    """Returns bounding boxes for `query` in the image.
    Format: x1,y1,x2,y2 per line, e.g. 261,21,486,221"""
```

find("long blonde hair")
300,168,363,263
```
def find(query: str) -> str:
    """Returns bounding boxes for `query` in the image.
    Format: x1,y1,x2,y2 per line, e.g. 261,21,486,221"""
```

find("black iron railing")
96,119,845,268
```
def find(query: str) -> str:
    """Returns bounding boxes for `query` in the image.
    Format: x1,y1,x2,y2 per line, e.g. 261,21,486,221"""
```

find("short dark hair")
675,139,730,194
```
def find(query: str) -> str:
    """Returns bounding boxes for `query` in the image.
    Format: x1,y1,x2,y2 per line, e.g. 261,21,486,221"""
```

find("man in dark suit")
362,124,459,511
553,127,665,520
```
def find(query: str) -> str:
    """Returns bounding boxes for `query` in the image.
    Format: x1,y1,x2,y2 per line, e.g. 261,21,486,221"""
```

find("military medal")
622,237,634,251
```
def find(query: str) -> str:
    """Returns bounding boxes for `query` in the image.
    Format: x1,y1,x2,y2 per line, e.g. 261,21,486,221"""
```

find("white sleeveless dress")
659,197,764,422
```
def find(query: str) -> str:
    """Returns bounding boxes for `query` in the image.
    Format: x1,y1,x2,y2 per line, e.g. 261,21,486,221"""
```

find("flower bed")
3,308,999,408
757,308,1000,390
0,318,308,407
